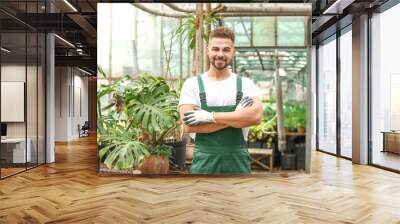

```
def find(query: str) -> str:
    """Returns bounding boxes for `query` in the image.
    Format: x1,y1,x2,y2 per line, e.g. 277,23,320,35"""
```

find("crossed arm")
178,97,263,134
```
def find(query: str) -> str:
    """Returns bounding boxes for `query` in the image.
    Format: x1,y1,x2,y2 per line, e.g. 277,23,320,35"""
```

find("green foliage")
283,100,306,129
125,74,180,146
252,99,306,148
148,144,173,157
97,70,180,170
175,14,220,49
163,78,185,143
295,104,306,128
99,129,150,170
248,99,278,148
262,98,277,121
248,115,277,148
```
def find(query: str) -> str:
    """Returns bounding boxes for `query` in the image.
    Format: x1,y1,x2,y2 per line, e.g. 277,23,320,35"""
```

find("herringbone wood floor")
1,135,400,224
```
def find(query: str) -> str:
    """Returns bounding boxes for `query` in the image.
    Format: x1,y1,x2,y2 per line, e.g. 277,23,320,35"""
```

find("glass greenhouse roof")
98,3,309,83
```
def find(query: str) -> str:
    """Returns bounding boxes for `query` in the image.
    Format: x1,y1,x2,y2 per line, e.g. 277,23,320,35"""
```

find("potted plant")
97,71,180,174
248,124,265,148
97,73,151,173
284,116,297,133
295,104,306,134
140,144,172,174
161,79,187,169
99,125,150,172
164,121,187,169
283,101,298,133
248,115,277,149
125,74,180,174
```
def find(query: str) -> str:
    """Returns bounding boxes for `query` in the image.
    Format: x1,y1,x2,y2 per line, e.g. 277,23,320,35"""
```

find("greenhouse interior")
97,3,311,175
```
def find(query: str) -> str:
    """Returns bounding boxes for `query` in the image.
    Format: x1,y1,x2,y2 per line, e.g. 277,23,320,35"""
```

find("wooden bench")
248,148,273,172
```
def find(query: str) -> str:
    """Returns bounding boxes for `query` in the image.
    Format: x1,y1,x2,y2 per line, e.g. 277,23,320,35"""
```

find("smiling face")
207,37,235,71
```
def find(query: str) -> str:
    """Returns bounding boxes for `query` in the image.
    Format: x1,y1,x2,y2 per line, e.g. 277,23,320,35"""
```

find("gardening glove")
183,108,216,126
235,96,253,111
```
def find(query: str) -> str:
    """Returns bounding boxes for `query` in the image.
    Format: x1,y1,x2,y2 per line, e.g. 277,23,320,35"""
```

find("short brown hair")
209,27,235,43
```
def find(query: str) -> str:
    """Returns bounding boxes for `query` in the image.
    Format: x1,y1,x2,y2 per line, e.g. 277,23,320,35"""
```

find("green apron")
190,74,251,174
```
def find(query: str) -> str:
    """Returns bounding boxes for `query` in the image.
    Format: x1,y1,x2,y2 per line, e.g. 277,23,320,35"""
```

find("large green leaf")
98,73,180,170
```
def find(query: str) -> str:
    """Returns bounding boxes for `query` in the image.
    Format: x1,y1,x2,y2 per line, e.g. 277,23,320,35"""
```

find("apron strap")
236,75,243,105
197,74,243,107
196,75,207,108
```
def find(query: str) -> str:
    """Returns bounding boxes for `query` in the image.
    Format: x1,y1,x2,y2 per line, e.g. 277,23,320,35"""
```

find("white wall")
71,71,89,138
1,63,46,164
55,67,89,141
55,67,69,141
1,65,32,138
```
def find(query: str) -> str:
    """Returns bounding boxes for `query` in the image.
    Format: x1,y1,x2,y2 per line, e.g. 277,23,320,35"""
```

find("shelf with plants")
248,98,306,148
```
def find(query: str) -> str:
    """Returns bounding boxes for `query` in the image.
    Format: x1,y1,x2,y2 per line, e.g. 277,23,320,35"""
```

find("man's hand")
179,104,228,133
213,97,263,128
183,108,216,126
235,96,253,111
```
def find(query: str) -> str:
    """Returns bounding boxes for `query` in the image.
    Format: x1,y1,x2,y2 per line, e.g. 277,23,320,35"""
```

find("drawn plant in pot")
125,74,179,174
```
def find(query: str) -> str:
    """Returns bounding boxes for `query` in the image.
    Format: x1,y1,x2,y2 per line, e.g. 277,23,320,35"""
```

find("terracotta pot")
298,127,305,134
139,156,169,174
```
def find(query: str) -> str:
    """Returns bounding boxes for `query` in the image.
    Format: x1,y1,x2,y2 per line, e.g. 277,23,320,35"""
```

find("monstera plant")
126,74,179,174
125,74,179,145
98,73,150,171
99,122,150,171
98,72,180,174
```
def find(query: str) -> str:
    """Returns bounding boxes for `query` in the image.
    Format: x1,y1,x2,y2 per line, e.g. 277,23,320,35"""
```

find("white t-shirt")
178,72,261,141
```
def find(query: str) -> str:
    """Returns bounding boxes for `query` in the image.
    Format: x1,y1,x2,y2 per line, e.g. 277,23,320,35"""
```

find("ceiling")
0,0,395,76
0,0,98,74
311,0,391,44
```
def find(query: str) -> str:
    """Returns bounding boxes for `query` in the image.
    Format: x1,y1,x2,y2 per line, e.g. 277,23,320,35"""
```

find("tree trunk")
161,34,173,80
187,37,191,78
204,3,211,71
179,18,183,80
274,50,286,154
108,4,113,79
192,3,203,76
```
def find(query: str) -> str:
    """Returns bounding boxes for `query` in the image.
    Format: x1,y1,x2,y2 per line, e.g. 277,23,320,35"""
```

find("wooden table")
248,148,273,172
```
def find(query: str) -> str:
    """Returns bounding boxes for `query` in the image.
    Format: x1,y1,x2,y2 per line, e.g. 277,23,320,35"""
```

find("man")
178,27,263,174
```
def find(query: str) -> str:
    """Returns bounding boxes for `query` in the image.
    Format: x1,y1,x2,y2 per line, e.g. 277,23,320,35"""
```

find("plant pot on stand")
297,127,305,134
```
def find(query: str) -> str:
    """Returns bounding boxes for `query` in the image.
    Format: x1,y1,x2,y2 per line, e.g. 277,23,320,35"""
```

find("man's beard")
211,56,231,70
